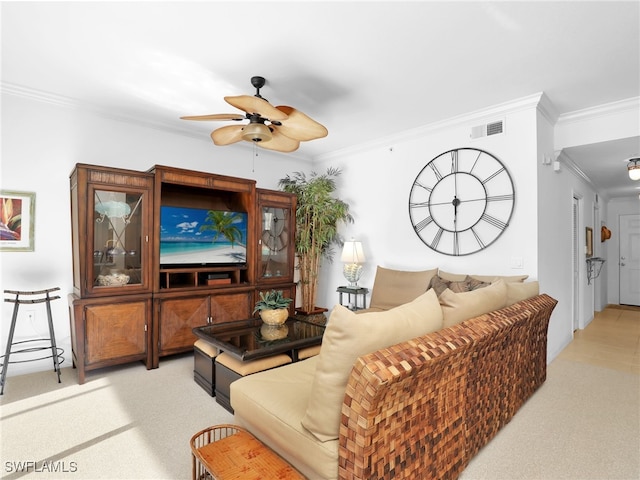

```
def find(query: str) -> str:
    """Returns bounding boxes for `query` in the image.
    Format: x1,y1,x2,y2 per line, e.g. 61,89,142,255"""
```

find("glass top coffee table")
193,317,325,361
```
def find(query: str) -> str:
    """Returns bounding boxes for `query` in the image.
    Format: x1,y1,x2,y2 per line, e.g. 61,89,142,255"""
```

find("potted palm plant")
279,167,353,314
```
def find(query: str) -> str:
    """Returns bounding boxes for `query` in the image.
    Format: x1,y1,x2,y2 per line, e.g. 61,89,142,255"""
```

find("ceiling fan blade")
181,113,245,121
211,124,245,146
256,129,300,153
274,106,328,141
225,95,289,121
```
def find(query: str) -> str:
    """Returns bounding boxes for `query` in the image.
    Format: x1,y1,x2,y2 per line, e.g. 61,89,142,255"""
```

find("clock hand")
452,196,461,222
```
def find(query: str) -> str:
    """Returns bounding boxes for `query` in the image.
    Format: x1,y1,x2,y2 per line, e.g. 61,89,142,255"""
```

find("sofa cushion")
231,356,339,480
439,279,508,328
470,274,529,283
438,270,528,283
301,288,443,442
368,266,438,310
506,281,540,306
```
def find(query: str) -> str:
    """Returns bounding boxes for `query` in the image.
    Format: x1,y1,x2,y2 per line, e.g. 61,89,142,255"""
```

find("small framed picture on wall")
585,226,593,258
0,190,35,252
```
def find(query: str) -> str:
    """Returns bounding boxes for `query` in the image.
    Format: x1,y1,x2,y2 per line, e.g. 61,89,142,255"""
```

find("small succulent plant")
253,290,293,314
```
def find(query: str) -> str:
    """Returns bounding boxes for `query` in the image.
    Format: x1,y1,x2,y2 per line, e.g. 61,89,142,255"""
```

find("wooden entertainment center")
68,164,296,383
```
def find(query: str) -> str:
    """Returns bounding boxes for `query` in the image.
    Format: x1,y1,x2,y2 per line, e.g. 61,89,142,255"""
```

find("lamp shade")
242,123,272,143
341,241,365,264
628,158,640,181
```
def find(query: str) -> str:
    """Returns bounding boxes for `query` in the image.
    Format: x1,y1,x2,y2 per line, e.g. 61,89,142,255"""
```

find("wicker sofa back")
338,294,557,479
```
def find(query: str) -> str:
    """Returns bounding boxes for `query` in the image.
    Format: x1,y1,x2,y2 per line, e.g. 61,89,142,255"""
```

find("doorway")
572,196,581,331
619,214,640,306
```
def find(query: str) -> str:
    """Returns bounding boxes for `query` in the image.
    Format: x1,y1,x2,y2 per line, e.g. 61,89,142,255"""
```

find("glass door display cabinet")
69,164,154,384
70,165,154,297
256,189,296,285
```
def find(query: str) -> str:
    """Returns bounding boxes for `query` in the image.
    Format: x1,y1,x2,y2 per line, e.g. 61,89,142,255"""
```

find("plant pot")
259,308,289,325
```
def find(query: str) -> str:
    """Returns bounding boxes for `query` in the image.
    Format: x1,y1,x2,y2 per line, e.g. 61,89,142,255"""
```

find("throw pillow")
439,279,508,329
368,266,438,310
505,281,539,306
429,275,490,296
467,276,490,291
429,275,451,296
437,270,467,282
301,289,443,442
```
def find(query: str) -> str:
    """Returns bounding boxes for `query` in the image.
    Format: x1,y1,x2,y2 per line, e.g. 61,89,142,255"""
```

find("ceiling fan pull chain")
252,143,257,172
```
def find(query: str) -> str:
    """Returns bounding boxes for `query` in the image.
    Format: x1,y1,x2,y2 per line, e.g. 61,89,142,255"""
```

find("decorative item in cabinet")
256,189,296,284
68,293,152,384
153,290,253,367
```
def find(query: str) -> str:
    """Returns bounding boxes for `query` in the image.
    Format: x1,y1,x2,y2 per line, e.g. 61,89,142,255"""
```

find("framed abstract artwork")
0,190,35,252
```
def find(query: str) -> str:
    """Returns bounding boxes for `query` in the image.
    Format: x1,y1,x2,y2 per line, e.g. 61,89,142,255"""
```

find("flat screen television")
160,205,248,266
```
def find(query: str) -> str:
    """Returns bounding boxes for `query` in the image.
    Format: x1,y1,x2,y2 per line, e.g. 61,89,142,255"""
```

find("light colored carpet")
460,358,640,480
0,353,233,479
1,354,638,479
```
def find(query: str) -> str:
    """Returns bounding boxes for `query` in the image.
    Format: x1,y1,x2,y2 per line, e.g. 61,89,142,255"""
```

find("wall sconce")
628,157,640,181
341,239,365,286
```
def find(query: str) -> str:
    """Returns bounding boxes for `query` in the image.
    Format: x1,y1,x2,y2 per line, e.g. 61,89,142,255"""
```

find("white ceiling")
2,1,639,197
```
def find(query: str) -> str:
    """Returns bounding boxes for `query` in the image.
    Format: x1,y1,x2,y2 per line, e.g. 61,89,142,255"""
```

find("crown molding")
556,96,640,126
557,149,596,189
316,93,545,162
1,81,313,162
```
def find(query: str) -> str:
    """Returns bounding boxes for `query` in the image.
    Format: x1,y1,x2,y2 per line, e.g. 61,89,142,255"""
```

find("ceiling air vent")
470,120,504,139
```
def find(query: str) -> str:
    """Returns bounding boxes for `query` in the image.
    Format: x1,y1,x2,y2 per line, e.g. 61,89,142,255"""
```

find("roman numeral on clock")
414,215,433,232
429,227,444,249
481,213,508,230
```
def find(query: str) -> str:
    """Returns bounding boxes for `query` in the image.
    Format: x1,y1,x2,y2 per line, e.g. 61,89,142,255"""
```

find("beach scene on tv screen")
160,206,247,265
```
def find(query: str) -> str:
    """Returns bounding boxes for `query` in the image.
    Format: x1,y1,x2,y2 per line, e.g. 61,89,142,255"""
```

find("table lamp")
341,240,365,286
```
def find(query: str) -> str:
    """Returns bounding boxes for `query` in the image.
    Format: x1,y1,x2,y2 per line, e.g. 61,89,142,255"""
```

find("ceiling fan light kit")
242,122,272,143
181,76,327,153
627,157,640,181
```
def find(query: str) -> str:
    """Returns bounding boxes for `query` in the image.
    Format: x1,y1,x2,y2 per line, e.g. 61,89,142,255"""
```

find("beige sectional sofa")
231,266,557,479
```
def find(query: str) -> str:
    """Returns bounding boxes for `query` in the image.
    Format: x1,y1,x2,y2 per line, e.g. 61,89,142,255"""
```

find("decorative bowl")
97,273,130,287
259,308,289,325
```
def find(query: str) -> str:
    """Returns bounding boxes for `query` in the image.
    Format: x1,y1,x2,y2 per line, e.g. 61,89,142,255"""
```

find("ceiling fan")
180,76,328,153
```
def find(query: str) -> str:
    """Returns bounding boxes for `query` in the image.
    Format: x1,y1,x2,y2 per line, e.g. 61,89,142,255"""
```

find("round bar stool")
1,287,64,394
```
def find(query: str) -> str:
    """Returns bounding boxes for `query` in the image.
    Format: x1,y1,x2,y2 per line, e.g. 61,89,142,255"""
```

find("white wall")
0,93,304,376
606,197,640,305
313,96,544,336
537,112,604,360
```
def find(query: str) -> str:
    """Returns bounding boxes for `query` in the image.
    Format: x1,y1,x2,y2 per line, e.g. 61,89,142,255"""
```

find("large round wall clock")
408,148,515,256
261,207,289,252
